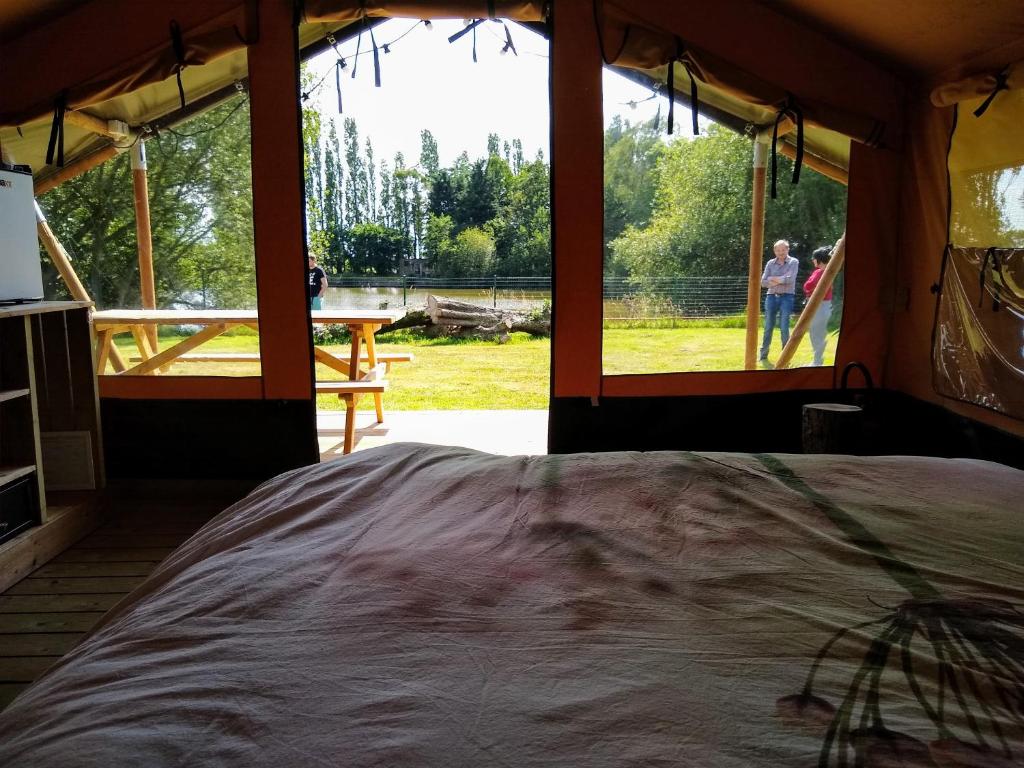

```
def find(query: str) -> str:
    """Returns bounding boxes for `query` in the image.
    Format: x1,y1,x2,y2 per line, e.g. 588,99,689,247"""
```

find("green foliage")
527,299,552,324
429,225,496,277
304,103,550,277
609,123,847,281
603,115,664,275
345,222,408,275
38,95,256,310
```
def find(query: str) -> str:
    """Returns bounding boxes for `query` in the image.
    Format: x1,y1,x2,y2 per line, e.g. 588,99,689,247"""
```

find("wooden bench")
315,380,389,454
135,351,414,372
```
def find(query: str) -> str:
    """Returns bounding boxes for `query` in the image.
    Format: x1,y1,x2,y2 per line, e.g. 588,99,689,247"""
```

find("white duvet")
2,444,1024,767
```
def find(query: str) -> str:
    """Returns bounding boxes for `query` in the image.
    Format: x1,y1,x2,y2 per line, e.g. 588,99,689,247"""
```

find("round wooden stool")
802,403,864,454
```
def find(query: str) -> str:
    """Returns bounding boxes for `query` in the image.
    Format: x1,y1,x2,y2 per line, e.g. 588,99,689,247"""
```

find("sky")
303,17,691,168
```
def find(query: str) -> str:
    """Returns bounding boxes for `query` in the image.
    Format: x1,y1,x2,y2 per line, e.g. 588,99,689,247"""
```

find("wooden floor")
0,485,245,711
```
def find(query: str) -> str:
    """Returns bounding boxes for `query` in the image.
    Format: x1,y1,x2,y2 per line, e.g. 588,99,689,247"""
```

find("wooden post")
35,202,90,302
775,234,846,369
131,142,158,350
34,145,120,196
63,111,130,141
744,135,770,370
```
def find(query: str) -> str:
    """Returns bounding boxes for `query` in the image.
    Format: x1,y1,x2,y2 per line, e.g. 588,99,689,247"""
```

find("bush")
312,324,350,345
527,299,551,324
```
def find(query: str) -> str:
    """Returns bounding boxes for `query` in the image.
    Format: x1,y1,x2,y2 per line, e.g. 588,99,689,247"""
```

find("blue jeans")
760,293,794,358
809,300,832,366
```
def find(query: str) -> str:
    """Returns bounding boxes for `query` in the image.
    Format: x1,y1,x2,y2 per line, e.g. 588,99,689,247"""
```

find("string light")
619,92,659,108
302,18,540,105
302,20,422,103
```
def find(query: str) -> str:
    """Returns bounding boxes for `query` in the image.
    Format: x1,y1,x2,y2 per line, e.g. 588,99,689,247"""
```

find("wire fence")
325,275,811,319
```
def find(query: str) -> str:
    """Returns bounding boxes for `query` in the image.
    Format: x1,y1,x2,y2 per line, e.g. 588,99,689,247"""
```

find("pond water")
324,286,549,312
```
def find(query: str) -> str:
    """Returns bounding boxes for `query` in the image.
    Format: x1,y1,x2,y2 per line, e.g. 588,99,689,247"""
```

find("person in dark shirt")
308,255,327,310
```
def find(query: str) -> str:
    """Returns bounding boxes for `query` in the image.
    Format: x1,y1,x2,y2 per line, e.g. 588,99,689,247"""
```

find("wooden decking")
319,409,549,458
0,485,245,711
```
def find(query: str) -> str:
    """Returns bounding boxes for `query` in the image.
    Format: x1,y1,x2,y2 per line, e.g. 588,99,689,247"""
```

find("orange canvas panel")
302,1,543,22
597,2,889,150
772,0,1024,81
601,368,833,398
832,141,902,385
885,97,950,407
550,0,603,399
99,376,264,400
887,96,1024,438
0,0,254,127
248,0,314,402
619,0,904,148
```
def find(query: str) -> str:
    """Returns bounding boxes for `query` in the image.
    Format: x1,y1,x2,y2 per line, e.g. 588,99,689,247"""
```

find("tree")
419,129,440,176
321,120,344,271
345,222,408,275
343,117,365,227
603,115,664,274
428,169,458,219
424,213,455,271
491,158,550,275
38,94,258,310
610,123,846,280
428,225,495,277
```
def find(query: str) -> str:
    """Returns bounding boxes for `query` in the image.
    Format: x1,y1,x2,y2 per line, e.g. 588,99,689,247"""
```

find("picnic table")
92,308,410,453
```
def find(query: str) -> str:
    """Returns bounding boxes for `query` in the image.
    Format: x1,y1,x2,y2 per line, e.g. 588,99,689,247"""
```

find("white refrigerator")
0,165,44,303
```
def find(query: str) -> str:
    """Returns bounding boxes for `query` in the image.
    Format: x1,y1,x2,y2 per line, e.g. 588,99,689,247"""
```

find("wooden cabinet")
0,301,104,590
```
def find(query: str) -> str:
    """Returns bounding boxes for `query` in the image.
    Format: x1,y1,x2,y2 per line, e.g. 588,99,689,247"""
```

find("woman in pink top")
804,246,834,366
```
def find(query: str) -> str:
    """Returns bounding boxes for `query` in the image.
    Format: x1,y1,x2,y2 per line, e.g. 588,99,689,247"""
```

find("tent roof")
0,22,349,185
4,1,1021,187
767,0,1024,80
0,0,90,44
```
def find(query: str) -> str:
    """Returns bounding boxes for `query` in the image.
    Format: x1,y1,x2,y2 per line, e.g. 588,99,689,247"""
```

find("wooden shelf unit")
0,389,31,405
0,302,104,589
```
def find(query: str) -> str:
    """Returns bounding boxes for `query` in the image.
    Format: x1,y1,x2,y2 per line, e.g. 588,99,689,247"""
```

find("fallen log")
377,295,550,340
427,295,509,328
378,308,430,334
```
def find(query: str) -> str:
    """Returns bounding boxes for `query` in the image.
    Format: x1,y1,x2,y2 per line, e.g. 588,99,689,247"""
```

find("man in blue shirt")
759,239,799,362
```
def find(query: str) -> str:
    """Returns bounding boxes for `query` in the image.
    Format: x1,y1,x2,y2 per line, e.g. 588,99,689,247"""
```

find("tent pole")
131,142,158,350
775,233,846,369
34,202,90,302
34,145,121,196
744,134,770,370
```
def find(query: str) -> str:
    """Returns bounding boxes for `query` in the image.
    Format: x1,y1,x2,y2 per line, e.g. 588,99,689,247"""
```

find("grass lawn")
111,325,836,410
602,326,835,374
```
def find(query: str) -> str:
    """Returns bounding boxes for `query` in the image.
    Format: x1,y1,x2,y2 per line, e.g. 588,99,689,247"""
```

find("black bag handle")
840,361,874,391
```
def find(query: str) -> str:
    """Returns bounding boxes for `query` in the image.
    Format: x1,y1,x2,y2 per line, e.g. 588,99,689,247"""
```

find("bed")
1,443,1023,767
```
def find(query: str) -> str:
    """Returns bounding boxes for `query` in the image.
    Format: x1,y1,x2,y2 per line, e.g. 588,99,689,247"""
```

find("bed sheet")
1,445,1023,767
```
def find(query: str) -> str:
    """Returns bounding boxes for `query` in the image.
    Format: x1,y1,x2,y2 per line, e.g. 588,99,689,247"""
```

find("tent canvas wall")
2,0,1023,477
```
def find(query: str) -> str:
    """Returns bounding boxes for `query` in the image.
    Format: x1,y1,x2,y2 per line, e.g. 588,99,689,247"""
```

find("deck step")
130,352,414,366
315,380,388,395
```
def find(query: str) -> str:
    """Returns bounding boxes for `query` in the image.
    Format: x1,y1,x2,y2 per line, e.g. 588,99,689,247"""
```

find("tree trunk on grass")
375,296,550,341
378,308,430,334
426,295,549,340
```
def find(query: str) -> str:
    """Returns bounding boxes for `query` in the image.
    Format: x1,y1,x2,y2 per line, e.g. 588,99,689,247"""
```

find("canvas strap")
973,68,1009,118
45,91,67,167
770,99,804,199
169,20,187,110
